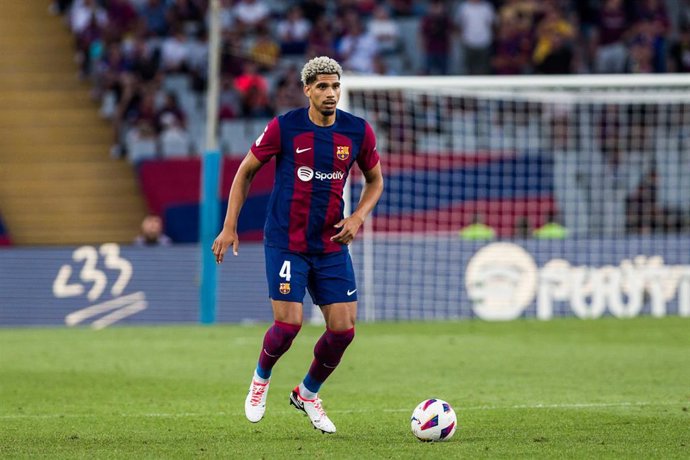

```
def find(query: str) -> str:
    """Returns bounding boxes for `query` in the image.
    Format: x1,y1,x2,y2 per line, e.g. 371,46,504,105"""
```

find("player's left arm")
331,162,384,244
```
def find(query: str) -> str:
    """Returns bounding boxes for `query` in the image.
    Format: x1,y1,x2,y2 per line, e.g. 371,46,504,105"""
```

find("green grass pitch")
1,317,688,458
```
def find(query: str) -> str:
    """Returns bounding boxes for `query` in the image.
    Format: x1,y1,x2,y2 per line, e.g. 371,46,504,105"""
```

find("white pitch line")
0,401,684,420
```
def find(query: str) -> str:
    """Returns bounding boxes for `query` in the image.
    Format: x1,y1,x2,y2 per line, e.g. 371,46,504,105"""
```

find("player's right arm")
212,151,264,263
212,117,280,263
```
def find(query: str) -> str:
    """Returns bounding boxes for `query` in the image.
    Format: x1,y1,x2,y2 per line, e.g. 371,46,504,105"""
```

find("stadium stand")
42,0,688,243
0,1,147,245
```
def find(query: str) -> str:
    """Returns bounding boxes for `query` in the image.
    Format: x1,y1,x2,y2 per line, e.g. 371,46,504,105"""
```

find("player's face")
305,74,340,116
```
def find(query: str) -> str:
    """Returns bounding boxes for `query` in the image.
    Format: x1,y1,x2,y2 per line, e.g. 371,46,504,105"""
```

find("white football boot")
244,378,270,423
289,387,336,434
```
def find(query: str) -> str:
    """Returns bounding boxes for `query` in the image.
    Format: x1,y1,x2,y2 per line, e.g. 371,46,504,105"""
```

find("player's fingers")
330,227,347,241
216,242,229,263
232,240,239,256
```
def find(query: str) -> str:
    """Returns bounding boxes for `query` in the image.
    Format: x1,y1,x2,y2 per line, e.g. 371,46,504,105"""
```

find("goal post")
340,74,690,322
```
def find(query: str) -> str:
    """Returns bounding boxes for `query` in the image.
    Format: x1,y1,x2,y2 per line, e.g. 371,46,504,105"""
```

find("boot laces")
312,398,326,418
249,382,267,406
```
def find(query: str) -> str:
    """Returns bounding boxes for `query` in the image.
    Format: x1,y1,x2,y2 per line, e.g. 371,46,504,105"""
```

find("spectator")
156,92,186,131
626,34,655,74
498,0,540,33
299,0,328,23
232,0,271,35
669,26,690,73
343,0,377,17
159,113,192,158
95,42,131,94
681,0,690,31
160,27,190,73
306,15,337,58
532,4,576,74
249,24,280,71
134,215,172,246
140,0,169,37
218,76,243,120
368,5,401,57
234,61,271,117
388,0,418,18
371,53,398,75
592,0,629,74
128,35,161,83
129,88,159,127
70,0,109,76
50,0,74,15
106,0,138,39
126,119,159,164
492,15,531,74
243,85,274,118
219,0,236,31
632,0,671,73
220,29,246,77
337,12,379,74
272,65,305,115
419,0,455,75
276,5,311,56
70,0,107,36
186,28,209,92
455,0,495,75
167,0,205,32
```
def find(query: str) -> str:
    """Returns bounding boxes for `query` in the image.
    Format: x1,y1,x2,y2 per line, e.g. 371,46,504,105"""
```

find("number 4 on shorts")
279,260,291,282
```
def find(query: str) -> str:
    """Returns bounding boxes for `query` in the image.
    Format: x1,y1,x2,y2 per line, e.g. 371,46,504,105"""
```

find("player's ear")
303,84,310,98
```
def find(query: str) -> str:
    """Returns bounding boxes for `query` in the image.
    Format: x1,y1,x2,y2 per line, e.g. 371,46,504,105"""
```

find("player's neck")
308,107,336,127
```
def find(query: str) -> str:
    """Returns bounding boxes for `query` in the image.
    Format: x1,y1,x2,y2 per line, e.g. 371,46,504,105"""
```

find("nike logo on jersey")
347,289,357,296
295,147,311,154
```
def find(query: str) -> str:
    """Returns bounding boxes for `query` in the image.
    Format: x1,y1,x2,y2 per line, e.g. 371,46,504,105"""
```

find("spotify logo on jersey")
297,166,314,182
296,166,345,182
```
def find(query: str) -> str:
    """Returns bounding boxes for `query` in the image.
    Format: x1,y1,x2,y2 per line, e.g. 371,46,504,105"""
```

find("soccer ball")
410,398,457,442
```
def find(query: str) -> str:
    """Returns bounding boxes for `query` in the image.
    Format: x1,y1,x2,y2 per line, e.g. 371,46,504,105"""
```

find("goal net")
341,74,690,322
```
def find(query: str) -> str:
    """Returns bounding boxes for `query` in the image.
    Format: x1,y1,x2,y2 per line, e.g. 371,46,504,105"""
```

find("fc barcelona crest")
279,283,291,294
336,146,350,160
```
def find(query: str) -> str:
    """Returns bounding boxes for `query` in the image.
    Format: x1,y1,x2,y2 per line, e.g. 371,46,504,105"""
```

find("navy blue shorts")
264,246,358,306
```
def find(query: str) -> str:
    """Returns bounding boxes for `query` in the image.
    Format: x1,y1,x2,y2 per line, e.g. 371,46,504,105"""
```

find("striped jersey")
250,107,380,254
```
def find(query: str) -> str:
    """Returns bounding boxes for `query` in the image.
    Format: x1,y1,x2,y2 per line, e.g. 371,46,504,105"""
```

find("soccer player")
211,56,384,434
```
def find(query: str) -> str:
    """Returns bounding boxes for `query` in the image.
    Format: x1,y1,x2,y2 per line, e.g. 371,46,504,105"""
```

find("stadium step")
0,108,106,126
0,126,113,145
0,1,147,245
0,73,88,91
0,90,95,108
0,144,111,162
0,161,134,181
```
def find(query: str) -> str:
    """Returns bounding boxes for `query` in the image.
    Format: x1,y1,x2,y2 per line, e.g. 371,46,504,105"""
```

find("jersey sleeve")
250,117,281,162
357,121,380,172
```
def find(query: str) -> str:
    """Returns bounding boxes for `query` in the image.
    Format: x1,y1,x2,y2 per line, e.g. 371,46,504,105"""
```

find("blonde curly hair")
300,56,343,86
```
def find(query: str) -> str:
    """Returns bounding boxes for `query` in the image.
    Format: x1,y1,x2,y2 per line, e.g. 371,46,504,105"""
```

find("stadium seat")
219,120,248,156
160,130,192,158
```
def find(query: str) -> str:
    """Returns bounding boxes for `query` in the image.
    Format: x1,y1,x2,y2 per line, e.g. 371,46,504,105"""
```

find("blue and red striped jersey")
250,107,380,254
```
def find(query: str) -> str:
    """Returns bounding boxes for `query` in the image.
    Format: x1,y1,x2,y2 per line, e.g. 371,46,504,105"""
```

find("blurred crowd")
50,0,690,160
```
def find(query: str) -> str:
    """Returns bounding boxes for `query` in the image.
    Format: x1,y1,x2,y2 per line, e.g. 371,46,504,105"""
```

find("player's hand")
330,215,364,245
211,228,239,264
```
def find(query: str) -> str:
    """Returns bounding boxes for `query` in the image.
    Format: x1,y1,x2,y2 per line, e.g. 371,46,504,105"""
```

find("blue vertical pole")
200,0,222,325
200,151,221,324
